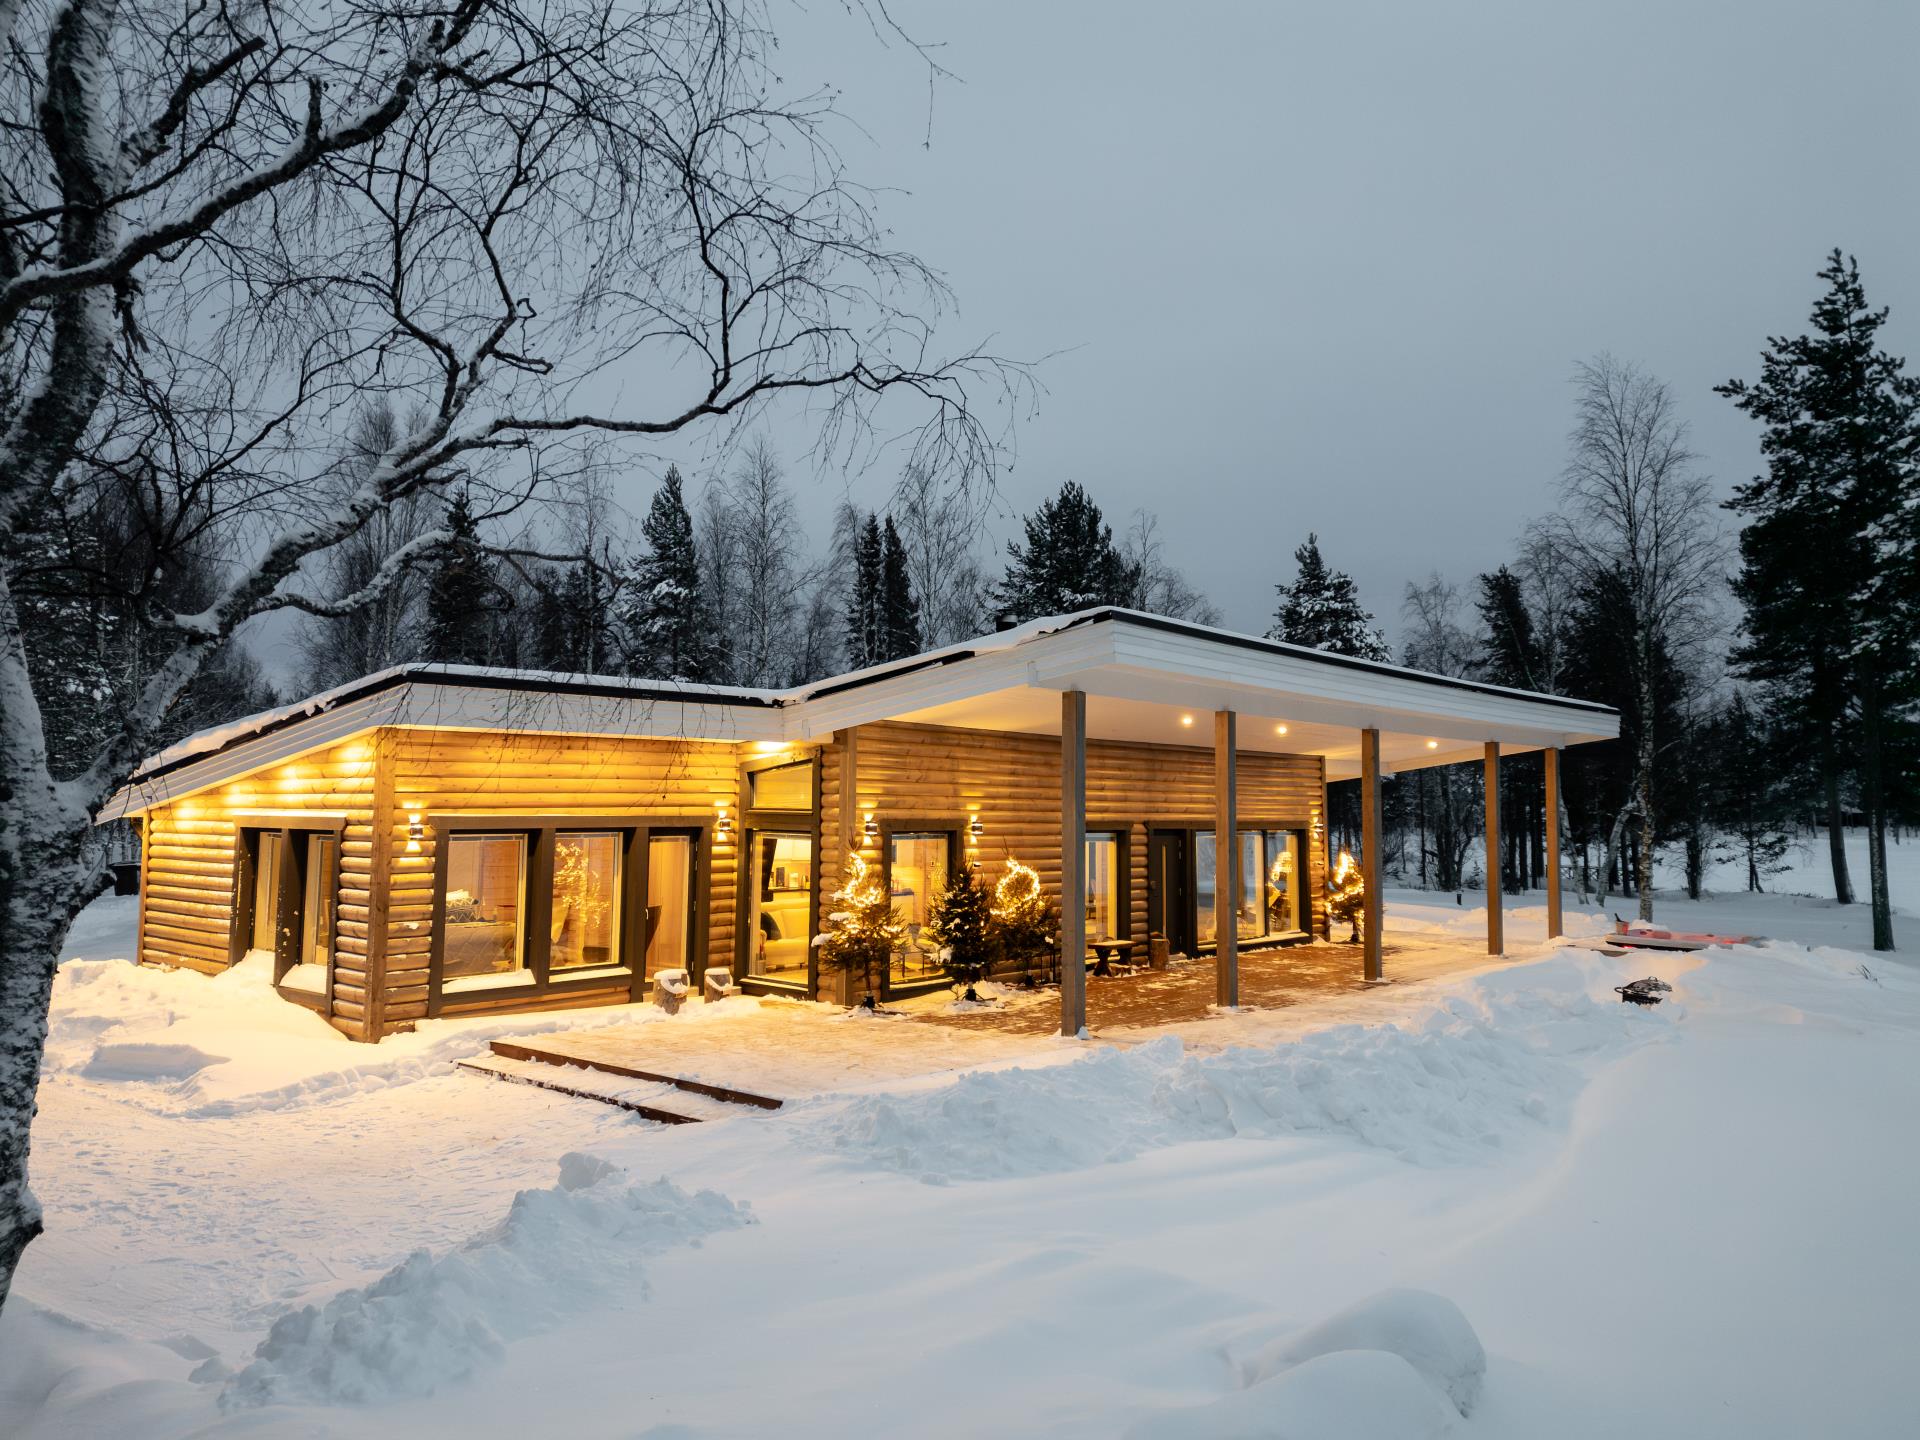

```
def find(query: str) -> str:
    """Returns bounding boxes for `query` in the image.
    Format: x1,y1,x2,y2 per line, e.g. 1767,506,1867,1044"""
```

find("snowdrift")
808,952,1674,1183
221,1155,750,1407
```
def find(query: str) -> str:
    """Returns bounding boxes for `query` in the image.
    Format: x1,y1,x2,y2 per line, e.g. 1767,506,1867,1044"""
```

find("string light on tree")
1327,849,1365,943
812,851,904,1009
991,857,1058,987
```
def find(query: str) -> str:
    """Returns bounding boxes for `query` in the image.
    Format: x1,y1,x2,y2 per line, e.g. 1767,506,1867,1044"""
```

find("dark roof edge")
130,665,780,786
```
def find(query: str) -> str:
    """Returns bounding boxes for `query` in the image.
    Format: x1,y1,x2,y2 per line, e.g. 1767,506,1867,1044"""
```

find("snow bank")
1129,1348,1456,1440
45,949,689,1117
808,953,1668,1182
1244,1288,1485,1416
221,1156,750,1408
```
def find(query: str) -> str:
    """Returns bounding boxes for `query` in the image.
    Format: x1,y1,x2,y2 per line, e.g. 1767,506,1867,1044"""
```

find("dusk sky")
639,0,1920,645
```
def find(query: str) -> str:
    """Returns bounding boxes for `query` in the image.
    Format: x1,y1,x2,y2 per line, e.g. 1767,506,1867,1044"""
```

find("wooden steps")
455,1037,784,1122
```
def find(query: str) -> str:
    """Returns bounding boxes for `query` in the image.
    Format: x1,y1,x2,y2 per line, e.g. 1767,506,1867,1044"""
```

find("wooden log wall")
382,726,740,1031
821,720,1327,945
135,738,380,1039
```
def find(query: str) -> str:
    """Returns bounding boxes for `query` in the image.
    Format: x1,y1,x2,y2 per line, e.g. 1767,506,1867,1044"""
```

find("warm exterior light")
1179,714,1194,727
968,815,985,841
714,805,733,840
863,812,880,840
1274,723,1289,736
1426,739,1440,750
405,811,424,852
751,741,786,755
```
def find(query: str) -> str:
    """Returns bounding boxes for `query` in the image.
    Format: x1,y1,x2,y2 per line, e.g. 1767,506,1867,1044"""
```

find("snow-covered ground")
3,838,1916,1438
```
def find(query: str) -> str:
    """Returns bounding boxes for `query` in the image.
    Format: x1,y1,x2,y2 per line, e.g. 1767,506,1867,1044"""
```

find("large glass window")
748,832,812,982
889,832,949,983
443,833,527,981
550,831,621,970
1264,830,1304,934
1193,829,1308,946
1086,832,1123,943
750,761,814,811
645,834,693,977
1195,830,1219,947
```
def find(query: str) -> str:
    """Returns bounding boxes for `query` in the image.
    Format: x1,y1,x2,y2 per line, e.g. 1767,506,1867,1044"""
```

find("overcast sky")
642,0,1913,647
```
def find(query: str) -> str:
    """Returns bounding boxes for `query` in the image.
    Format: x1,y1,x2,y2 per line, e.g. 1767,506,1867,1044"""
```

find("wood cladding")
132,715,1326,1041
822,721,1327,942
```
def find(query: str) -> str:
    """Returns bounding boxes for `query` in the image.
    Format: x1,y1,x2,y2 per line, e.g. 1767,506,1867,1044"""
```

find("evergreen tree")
1474,565,1544,690
880,516,923,660
1712,692,1793,893
844,512,885,668
620,466,717,682
991,481,1139,625
529,560,612,673
1718,251,1919,950
419,490,500,666
924,861,993,998
1268,533,1390,660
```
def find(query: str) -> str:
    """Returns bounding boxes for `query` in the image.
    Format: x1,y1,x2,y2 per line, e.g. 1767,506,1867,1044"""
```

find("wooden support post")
1360,727,1383,982
1544,746,1563,940
1214,709,1239,1008
1485,741,1503,956
1059,690,1088,1037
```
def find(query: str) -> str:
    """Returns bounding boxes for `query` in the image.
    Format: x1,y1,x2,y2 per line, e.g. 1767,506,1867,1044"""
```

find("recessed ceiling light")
1426,739,1440,750
1274,723,1288,736
1179,714,1194,727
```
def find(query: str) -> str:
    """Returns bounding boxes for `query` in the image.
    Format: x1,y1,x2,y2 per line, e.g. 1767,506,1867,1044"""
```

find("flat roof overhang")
789,611,1618,777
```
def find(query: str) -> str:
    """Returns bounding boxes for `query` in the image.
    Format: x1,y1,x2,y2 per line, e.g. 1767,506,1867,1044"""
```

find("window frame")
427,813,712,1016
1154,819,1315,955
229,818,348,1012
878,819,962,995
734,753,821,996
1082,824,1133,951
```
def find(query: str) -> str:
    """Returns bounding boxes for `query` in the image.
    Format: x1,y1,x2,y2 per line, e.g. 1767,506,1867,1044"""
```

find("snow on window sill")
279,962,328,995
444,970,534,994
547,965,632,985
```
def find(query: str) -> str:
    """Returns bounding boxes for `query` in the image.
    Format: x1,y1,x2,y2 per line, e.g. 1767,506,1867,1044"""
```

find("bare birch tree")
1548,356,1722,921
0,0,1020,1310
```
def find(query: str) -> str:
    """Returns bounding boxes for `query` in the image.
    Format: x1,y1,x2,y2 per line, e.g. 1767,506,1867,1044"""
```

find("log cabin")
100,609,1619,1040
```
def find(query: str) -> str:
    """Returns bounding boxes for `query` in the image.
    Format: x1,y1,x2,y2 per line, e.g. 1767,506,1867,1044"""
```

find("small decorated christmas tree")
991,857,1057,986
1327,849,1364,942
925,861,994,1000
813,851,905,1009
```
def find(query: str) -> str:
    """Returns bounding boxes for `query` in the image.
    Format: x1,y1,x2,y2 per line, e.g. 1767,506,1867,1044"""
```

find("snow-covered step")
454,1054,760,1124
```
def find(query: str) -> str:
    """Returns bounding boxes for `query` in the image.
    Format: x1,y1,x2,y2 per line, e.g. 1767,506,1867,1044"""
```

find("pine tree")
1268,534,1390,660
619,466,717,682
1712,692,1792,893
990,857,1058,985
991,481,1139,625
1718,251,1920,950
815,850,905,1008
1474,566,1543,690
924,861,993,998
419,490,499,666
844,512,885,668
880,516,922,660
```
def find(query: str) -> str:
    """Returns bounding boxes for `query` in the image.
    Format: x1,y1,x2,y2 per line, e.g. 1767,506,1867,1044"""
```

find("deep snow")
3,840,1916,1437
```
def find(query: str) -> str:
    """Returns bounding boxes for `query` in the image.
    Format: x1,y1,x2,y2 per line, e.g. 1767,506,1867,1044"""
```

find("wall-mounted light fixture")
863,812,880,841
714,805,733,840
968,814,985,841
405,811,424,853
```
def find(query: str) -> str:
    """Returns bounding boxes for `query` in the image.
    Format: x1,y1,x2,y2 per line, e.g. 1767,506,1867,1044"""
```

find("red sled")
1611,918,1759,951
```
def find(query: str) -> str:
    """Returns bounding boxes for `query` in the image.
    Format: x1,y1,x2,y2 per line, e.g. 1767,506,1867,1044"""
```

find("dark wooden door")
1148,830,1192,953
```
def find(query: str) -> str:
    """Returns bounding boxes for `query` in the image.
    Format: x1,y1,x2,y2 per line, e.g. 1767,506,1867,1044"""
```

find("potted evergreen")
813,851,905,1010
925,862,994,1001
991,857,1058,989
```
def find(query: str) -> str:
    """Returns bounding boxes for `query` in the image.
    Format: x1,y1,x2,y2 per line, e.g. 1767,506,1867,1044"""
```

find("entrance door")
1148,830,1192,954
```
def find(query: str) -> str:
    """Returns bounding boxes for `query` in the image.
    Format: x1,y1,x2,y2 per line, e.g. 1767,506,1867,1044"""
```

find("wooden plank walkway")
908,942,1386,1038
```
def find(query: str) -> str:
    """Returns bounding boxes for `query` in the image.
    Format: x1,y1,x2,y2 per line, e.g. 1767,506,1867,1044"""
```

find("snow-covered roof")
102,608,1618,819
